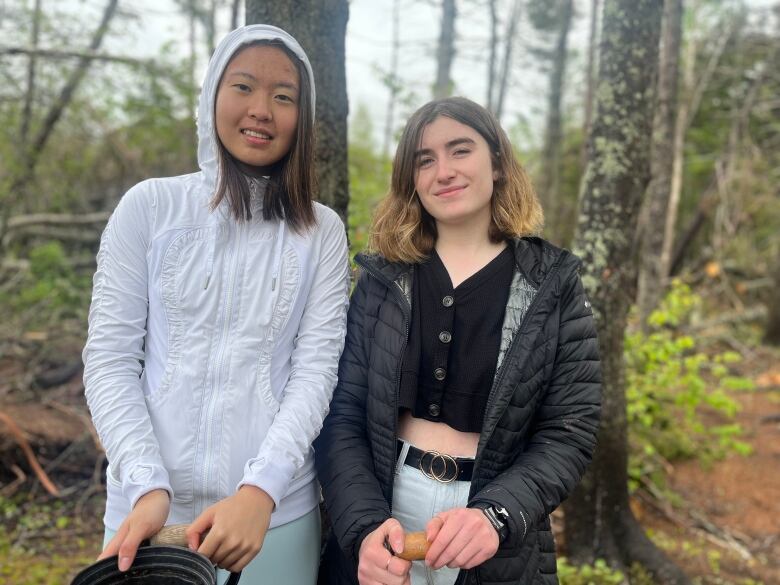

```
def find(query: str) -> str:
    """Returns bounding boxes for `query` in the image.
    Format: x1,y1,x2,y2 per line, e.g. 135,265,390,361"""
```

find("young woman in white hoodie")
83,25,350,584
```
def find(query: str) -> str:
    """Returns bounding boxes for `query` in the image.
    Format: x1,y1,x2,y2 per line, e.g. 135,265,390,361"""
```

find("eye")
233,83,251,93
417,157,434,168
453,147,472,156
275,93,296,104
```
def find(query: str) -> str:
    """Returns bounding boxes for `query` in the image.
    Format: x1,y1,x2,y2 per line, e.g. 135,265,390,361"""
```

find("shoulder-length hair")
370,97,543,263
211,39,316,232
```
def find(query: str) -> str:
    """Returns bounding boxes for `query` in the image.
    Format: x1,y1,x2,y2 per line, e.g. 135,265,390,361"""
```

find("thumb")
117,525,145,572
186,507,215,551
98,524,127,560
386,519,405,555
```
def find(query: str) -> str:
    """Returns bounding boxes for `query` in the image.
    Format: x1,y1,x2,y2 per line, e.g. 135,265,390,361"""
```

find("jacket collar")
356,237,566,289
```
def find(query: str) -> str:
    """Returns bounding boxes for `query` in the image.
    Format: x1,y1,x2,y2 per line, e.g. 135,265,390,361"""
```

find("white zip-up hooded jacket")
83,25,350,531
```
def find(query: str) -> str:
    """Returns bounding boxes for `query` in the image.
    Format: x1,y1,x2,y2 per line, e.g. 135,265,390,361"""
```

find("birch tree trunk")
245,0,350,223
637,0,683,330
433,0,457,99
562,1,690,582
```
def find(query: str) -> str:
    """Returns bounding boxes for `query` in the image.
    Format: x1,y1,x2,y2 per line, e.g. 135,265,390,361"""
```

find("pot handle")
151,524,242,584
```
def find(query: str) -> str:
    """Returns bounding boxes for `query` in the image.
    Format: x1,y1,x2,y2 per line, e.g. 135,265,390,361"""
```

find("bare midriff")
398,410,480,458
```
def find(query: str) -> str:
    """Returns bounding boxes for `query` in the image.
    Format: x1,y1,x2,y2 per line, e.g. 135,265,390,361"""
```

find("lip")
241,127,274,145
434,185,466,197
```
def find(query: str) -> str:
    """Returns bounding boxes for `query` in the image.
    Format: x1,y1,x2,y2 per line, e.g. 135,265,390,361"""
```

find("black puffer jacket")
315,238,601,585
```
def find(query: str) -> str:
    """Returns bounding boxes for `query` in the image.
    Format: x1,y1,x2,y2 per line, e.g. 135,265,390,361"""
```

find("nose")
248,94,272,122
435,159,455,183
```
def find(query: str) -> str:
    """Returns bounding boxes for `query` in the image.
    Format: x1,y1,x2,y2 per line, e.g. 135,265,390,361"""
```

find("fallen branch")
0,410,60,496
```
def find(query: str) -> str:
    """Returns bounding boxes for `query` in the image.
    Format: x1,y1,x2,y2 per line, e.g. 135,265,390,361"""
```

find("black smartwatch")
474,503,509,543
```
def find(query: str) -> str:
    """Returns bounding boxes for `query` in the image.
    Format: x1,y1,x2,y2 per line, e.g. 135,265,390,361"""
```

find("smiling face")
215,44,300,172
413,115,498,231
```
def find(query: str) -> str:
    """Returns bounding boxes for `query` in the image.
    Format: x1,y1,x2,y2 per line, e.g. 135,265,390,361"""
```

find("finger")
425,520,458,566
385,519,405,554
218,546,244,571
388,556,412,576
229,549,259,573
117,525,146,572
460,546,491,570
187,508,215,551
435,528,472,569
425,515,445,543
197,525,224,561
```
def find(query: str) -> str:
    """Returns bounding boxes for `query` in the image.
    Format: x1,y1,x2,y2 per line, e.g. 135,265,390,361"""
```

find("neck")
434,215,496,257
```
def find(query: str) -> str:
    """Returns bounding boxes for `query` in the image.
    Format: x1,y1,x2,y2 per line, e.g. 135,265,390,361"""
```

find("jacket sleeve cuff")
238,456,297,508
121,463,172,509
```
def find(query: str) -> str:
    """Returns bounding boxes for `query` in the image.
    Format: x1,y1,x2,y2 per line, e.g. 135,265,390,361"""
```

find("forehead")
224,44,299,83
418,116,487,149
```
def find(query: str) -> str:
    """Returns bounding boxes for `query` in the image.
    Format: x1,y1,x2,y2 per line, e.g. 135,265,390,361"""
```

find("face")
413,116,498,230
215,44,300,172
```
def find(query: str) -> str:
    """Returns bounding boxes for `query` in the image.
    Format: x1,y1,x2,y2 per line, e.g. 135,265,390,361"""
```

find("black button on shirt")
398,246,514,432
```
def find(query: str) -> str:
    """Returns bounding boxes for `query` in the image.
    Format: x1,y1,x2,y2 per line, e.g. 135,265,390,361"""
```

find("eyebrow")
225,71,299,91
414,137,476,158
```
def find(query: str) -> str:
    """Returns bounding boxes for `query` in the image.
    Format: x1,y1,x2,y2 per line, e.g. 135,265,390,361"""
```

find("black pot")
70,545,241,585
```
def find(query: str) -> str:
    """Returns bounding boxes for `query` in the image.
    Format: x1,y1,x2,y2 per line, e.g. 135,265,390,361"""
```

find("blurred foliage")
625,281,754,493
348,103,391,255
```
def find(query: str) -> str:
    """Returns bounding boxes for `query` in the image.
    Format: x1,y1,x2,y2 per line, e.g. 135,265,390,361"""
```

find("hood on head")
196,24,316,190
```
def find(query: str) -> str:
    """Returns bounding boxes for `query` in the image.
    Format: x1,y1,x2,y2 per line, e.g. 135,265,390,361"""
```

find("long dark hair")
211,40,317,232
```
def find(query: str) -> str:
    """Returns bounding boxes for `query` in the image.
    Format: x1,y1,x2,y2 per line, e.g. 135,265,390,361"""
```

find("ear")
492,169,500,182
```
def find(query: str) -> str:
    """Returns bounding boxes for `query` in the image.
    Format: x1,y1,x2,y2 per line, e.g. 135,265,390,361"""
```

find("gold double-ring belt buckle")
418,450,459,483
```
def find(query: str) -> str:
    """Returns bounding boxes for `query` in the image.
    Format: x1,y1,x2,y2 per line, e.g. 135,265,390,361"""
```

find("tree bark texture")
245,0,350,223
562,1,690,583
433,0,457,99
538,0,574,236
637,0,683,331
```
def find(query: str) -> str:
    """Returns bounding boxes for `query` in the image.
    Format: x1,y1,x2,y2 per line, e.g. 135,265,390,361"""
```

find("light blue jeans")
392,440,471,585
103,505,320,585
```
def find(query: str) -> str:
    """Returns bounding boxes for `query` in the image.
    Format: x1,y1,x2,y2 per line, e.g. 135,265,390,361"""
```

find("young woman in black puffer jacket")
315,97,601,585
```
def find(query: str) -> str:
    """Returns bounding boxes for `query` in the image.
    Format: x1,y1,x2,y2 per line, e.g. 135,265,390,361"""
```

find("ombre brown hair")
370,97,543,263
211,40,316,231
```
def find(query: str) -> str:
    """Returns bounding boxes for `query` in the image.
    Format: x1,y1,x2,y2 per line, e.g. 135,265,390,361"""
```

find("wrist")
473,503,509,543
237,485,274,509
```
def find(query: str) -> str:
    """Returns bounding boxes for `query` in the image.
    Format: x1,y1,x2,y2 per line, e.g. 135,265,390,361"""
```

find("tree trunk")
562,1,690,583
637,0,683,331
486,0,499,112
20,0,42,145
245,0,350,224
383,0,401,158
495,0,522,121
433,0,457,99
538,0,574,237
764,250,780,345
230,0,242,30
582,0,600,165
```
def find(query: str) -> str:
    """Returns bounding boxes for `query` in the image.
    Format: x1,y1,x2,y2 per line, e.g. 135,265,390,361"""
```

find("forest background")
0,0,778,584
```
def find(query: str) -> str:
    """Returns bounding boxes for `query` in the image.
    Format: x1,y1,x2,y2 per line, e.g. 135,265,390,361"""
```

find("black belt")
397,440,474,483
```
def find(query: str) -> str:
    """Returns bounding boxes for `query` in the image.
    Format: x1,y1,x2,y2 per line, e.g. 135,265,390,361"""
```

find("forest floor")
0,337,778,585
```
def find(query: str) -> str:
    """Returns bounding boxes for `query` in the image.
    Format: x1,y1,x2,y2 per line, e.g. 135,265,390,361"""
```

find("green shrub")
625,281,754,492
